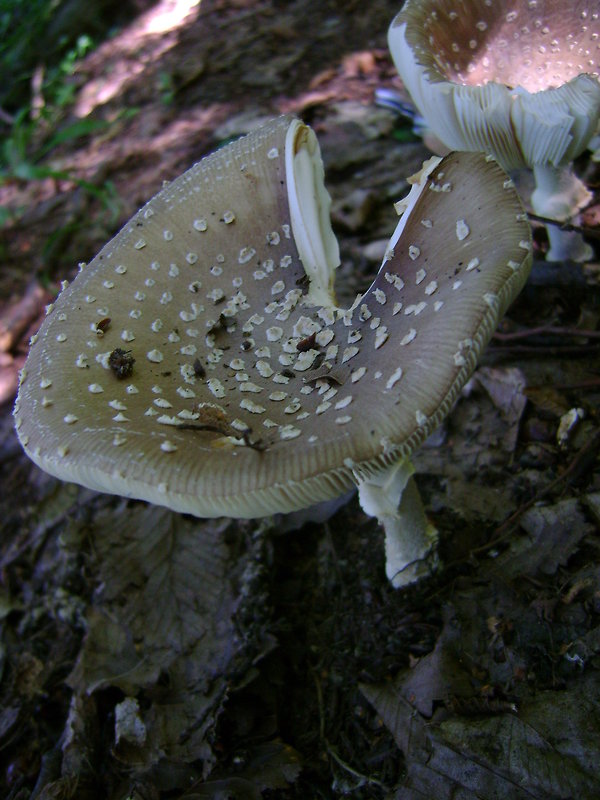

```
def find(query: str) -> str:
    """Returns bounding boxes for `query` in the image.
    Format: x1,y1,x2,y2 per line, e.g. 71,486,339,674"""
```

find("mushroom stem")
531,164,593,263
356,459,438,588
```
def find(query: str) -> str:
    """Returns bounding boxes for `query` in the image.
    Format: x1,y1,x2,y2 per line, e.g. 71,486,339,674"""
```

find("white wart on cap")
14,117,532,587
388,0,600,262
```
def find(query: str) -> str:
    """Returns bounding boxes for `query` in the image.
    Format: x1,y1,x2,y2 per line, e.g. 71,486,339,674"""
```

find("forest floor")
1,1,600,798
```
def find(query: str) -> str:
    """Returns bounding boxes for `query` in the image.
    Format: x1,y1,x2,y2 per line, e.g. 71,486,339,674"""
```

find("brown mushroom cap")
389,0,600,171
400,0,599,93
14,117,532,519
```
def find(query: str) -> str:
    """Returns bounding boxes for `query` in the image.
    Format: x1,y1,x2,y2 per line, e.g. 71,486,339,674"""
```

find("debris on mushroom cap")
388,0,600,261
389,0,600,171
13,117,531,534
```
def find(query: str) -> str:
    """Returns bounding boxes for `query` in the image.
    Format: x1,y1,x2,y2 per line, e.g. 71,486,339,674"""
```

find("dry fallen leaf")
66,504,274,782
362,667,600,799
488,498,592,579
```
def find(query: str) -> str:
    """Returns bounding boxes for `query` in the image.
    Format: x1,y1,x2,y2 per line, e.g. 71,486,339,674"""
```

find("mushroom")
13,116,532,588
388,0,600,262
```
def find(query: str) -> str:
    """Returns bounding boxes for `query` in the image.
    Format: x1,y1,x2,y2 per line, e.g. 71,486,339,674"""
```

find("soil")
1,1,600,799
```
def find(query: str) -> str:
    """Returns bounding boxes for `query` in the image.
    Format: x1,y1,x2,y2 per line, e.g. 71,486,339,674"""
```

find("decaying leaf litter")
1,0,600,797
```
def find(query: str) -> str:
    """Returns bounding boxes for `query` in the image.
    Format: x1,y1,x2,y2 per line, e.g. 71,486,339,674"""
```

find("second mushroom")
388,0,600,262
14,116,532,588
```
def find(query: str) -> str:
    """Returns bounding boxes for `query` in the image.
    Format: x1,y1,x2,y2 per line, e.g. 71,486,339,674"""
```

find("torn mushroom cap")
13,116,532,520
388,1,600,172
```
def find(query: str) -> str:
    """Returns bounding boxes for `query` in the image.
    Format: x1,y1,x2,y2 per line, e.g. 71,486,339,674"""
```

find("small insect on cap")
388,0,600,171
14,116,531,525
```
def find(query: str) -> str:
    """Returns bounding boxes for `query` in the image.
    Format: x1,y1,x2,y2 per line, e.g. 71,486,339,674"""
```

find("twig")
325,742,391,791
493,325,600,342
487,343,600,358
528,211,600,240
526,379,600,392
